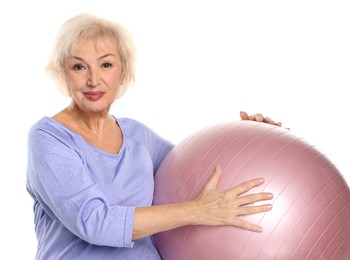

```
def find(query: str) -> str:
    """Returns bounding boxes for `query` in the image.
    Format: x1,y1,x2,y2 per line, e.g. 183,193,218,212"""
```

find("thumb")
240,111,250,120
204,166,222,190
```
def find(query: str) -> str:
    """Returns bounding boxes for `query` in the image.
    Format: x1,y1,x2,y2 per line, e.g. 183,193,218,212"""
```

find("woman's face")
65,37,123,114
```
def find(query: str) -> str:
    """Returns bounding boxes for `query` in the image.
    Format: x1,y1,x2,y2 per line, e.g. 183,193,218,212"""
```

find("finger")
238,192,274,206
263,117,275,124
204,166,222,190
230,178,265,196
237,204,273,216
240,111,250,120
264,117,284,127
254,113,264,122
234,218,263,232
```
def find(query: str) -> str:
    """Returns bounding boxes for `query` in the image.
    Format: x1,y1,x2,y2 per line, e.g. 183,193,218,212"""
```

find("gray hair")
46,13,136,97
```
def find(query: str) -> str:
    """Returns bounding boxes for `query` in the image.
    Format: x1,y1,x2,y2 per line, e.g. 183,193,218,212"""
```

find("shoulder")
115,117,157,138
115,116,173,147
28,117,78,148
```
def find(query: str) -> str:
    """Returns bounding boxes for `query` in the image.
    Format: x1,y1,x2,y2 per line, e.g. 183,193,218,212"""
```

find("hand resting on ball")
133,166,273,240
240,111,282,127
193,166,273,232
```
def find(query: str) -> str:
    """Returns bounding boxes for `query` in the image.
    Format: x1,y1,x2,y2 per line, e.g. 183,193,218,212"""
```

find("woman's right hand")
192,166,273,232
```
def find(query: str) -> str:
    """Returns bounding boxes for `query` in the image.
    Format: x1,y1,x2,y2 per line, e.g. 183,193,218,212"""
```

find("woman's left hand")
240,111,282,127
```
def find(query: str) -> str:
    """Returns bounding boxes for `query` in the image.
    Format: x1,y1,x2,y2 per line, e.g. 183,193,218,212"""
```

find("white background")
1,0,349,258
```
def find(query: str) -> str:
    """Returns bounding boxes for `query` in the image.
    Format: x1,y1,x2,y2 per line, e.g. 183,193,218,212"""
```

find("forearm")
133,201,199,240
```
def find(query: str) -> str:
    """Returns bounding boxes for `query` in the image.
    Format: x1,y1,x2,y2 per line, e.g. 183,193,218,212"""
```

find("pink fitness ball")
154,120,350,260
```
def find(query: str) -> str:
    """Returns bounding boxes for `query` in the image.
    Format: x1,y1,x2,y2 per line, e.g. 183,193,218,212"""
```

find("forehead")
70,36,119,56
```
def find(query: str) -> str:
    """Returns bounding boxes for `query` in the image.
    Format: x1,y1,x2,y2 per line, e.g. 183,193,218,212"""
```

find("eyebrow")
69,53,116,61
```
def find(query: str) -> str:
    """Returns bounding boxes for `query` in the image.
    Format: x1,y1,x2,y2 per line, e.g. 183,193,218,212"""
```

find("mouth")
84,91,105,101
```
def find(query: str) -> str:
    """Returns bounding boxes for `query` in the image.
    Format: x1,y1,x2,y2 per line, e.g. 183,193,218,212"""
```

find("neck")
66,102,111,135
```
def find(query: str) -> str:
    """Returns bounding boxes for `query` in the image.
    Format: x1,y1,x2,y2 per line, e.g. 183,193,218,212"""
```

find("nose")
87,68,101,87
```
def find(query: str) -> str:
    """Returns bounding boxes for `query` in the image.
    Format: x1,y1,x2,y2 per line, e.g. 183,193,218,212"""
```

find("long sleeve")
27,125,135,247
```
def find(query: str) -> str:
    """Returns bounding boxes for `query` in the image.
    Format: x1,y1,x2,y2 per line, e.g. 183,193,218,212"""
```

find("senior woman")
26,14,279,259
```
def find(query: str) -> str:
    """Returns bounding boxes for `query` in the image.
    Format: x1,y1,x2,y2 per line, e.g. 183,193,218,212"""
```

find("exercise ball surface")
154,120,350,260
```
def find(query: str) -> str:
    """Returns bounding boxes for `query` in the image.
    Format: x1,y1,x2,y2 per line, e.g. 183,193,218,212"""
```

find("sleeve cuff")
123,206,136,247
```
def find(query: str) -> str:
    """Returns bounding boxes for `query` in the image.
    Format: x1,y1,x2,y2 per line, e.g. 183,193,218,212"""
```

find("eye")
101,63,113,68
72,64,85,70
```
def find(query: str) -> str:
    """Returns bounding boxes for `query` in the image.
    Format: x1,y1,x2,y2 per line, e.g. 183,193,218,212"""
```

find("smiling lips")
84,91,105,101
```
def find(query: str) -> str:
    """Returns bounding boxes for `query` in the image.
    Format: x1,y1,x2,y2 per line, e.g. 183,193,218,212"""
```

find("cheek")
108,72,123,89
66,73,84,91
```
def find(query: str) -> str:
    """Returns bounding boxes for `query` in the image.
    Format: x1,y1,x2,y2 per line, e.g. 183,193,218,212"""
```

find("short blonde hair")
46,13,136,98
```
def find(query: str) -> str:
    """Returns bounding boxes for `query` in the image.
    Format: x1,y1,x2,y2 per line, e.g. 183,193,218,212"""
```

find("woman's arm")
133,167,273,240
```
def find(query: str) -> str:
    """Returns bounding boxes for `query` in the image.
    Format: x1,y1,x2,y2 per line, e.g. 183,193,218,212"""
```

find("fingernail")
257,226,263,232
267,193,274,198
266,204,273,210
258,178,265,183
